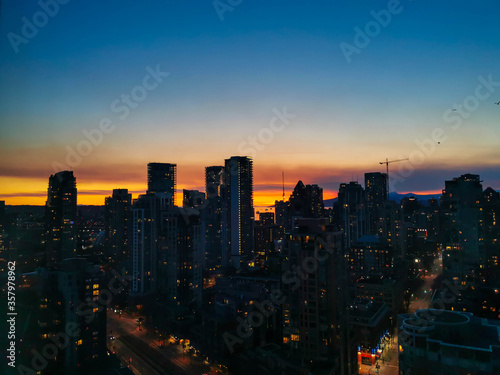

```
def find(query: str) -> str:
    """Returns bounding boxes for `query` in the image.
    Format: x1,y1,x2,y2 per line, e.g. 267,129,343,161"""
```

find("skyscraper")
45,171,77,264
365,172,388,234
441,174,484,283
183,189,205,209
224,156,254,269
131,193,160,296
205,166,224,199
147,162,177,204
337,181,368,249
0,201,4,258
36,258,107,372
288,181,324,219
202,166,225,271
254,212,278,263
104,189,132,266
282,218,356,374
157,207,203,310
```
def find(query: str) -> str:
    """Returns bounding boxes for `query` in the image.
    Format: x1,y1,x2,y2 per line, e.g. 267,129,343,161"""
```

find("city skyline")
2,2,499,374
3,159,500,207
1,1,500,206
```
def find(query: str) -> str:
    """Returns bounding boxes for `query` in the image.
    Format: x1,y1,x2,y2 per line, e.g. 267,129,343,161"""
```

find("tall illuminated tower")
224,156,254,269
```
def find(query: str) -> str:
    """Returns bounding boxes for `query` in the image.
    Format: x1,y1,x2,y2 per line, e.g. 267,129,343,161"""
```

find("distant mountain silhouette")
324,192,442,208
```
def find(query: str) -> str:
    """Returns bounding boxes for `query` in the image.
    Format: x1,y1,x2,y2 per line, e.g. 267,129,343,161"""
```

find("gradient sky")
1,0,499,206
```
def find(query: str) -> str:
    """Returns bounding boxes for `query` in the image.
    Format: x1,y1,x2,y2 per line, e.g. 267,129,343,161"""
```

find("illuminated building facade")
224,156,254,269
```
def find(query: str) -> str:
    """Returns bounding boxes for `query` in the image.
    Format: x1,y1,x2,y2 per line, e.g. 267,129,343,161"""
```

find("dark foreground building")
398,309,500,375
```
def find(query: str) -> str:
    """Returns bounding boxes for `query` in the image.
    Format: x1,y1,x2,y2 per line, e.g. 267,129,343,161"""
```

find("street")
108,310,222,375
358,334,399,375
409,254,442,313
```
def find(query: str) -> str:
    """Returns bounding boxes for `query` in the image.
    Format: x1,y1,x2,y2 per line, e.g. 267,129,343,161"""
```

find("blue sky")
1,0,499,204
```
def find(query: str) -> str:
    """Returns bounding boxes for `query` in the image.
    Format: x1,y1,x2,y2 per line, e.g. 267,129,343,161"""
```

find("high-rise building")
0,201,4,258
274,199,287,242
223,156,254,269
349,299,391,367
205,166,224,199
259,212,275,226
157,207,203,310
202,198,223,272
45,171,77,264
131,188,175,300
131,193,160,296
254,212,278,263
348,235,395,282
482,187,500,285
275,181,325,237
338,181,368,249
0,200,4,226
104,189,132,265
202,166,225,271
36,258,107,372
377,200,403,253
183,189,205,209
365,172,388,234
282,218,357,374
441,174,484,283
288,181,324,219
147,162,177,203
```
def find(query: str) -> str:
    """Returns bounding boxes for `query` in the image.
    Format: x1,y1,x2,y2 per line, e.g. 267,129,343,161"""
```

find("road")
108,310,221,375
358,254,442,375
358,333,399,375
409,254,442,313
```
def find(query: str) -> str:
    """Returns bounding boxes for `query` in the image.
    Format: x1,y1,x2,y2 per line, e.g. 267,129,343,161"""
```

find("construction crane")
379,157,409,199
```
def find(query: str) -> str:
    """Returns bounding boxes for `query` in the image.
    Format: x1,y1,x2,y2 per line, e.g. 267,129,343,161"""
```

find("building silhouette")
34,258,107,372
398,309,500,374
205,166,224,199
364,172,388,235
183,189,205,209
147,162,177,203
157,207,203,311
282,218,357,374
223,156,254,269
0,201,4,259
337,181,368,249
275,181,325,236
131,193,161,297
45,171,77,264
104,189,132,266
441,174,484,284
